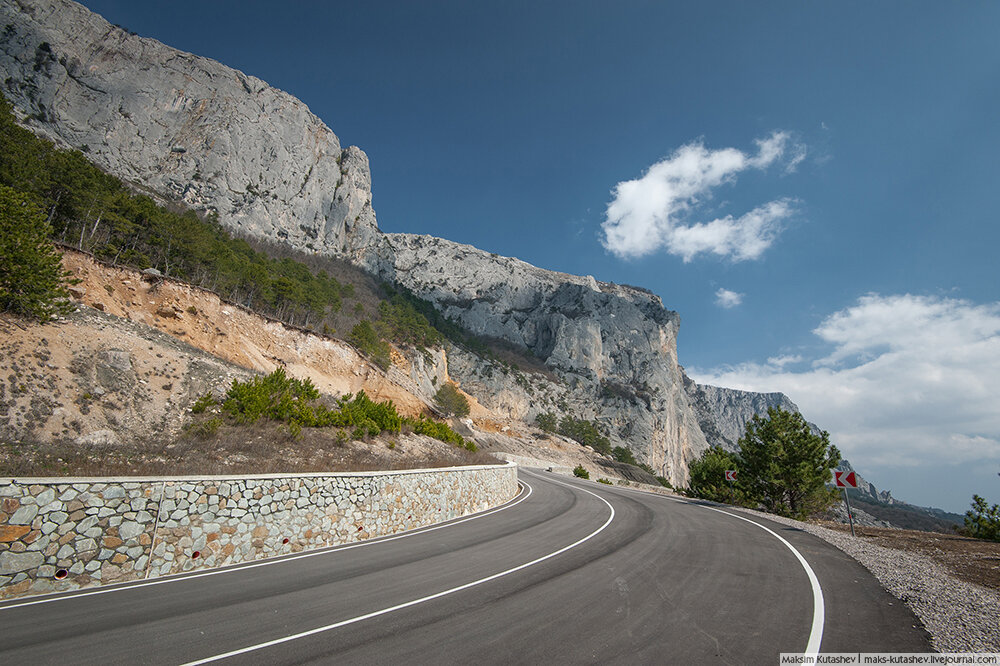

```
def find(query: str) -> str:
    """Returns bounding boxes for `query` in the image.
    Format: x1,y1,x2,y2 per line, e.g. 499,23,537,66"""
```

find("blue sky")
78,1,999,513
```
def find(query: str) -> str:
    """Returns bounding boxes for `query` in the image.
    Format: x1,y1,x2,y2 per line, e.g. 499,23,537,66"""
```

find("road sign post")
833,470,859,537
724,470,736,503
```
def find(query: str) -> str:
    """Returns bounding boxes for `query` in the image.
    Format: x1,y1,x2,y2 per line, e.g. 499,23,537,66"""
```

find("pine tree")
434,383,470,417
0,184,75,320
687,445,744,505
963,495,1000,542
737,406,841,518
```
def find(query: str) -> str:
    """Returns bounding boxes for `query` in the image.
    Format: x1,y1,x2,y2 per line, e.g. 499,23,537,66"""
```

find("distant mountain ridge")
683,379,813,451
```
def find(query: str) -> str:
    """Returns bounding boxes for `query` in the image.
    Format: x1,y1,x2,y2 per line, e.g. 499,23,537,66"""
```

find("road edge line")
0,479,532,612
181,476,616,665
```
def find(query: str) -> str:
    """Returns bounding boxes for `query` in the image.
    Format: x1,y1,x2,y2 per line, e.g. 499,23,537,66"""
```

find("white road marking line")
181,476,616,665
0,480,532,612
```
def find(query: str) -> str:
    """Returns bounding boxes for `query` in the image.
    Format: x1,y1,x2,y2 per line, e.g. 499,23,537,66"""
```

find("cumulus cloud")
690,294,1000,510
714,288,743,309
601,132,803,261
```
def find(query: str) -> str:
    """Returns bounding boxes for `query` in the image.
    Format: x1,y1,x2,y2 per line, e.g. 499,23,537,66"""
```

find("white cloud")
690,294,1000,510
766,354,803,368
668,199,794,262
714,288,743,309
601,131,803,261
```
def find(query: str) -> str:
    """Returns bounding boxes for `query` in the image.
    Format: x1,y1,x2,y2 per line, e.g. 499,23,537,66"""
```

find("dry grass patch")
0,419,502,478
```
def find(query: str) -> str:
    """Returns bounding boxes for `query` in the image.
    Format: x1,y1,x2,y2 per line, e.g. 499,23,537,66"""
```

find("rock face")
0,0,390,270
683,379,810,452
385,234,709,483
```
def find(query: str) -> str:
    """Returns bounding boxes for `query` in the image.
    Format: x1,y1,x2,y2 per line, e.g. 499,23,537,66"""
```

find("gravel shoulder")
735,508,1000,652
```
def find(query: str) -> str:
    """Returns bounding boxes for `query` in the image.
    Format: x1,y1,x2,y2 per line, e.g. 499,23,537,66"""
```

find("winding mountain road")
0,469,931,664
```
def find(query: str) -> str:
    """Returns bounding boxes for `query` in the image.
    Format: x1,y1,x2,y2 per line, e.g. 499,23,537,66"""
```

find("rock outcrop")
385,234,709,483
0,0,391,270
683,379,810,451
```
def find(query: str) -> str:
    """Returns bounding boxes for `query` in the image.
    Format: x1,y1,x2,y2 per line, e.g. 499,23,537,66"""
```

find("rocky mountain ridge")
384,233,707,481
0,0,390,270
682,379,807,451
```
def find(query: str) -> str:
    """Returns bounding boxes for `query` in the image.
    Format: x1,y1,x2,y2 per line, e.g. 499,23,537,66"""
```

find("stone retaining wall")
0,462,517,599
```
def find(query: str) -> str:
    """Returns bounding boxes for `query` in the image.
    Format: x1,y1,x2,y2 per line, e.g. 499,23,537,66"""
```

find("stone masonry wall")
0,462,517,599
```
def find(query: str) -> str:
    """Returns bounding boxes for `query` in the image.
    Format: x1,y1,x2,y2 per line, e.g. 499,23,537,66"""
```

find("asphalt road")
0,468,931,664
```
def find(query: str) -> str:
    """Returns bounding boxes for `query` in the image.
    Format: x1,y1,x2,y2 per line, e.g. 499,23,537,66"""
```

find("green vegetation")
739,407,840,518
962,494,1000,542
190,393,217,414
687,446,745,505
0,94,349,329
349,320,392,370
685,407,840,519
558,416,611,455
409,416,476,451
597,478,612,485
184,416,222,438
611,446,637,465
213,368,469,447
434,383,470,417
573,465,590,479
0,184,75,319
222,369,319,423
375,289,444,351
534,412,558,432
536,412,614,456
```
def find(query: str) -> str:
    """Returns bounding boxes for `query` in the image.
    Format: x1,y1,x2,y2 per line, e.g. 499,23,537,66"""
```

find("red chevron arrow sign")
725,470,737,482
834,470,859,488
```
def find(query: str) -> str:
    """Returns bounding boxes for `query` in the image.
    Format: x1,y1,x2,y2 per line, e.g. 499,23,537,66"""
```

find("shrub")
190,393,217,414
962,494,1000,542
331,391,402,433
573,465,589,479
597,478,612,485
612,446,637,465
559,416,611,455
534,412,558,432
406,415,473,450
434,383,470,417
349,320,392,370
185,417,221,438
655,476,673,489
686,446,744,505
222,367,320,424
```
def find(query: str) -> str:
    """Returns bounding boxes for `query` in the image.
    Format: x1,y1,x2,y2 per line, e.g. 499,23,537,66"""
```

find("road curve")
0,468,931,664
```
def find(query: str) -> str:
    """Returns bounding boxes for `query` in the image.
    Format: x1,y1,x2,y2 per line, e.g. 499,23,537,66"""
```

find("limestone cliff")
683,378,808,452
0,0,391,270
385,234,709,483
